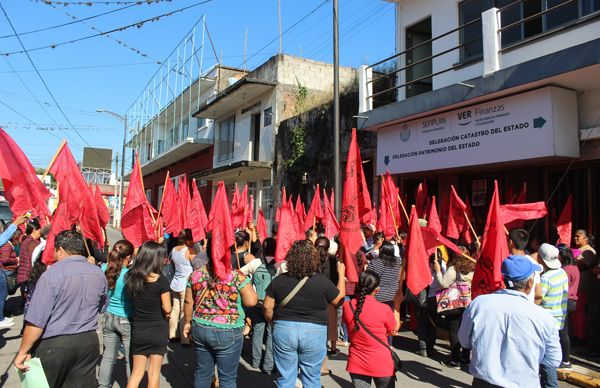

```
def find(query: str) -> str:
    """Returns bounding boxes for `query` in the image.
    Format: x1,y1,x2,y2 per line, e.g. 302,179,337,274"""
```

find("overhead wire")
1,0,215,56
0,61,156,73
31,0,173,5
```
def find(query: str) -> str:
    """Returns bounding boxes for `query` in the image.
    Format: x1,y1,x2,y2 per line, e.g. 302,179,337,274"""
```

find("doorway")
252,113,261,161
405,17,432,98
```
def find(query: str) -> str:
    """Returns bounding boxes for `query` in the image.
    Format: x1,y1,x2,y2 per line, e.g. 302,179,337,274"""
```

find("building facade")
359,0,600,237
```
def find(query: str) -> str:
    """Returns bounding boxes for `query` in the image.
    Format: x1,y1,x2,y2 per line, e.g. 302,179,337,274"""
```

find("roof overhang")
193,78,277,119
195,160,272,182
140,137,212,176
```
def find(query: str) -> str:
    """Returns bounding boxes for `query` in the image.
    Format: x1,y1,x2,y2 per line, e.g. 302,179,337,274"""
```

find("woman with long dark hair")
126,241,172,388
342,270,401,388
182,237,258,388
315,236,340,361
367,241,401,309
558,245,579,368
263,240,345,388
573,229,597,353
99,240,134,388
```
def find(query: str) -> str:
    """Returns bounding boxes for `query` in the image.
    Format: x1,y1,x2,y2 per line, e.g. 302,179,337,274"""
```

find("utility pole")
333,0,341,217
244,27,248,71
113,152,119,228
119,115,127,228
278,0,282,54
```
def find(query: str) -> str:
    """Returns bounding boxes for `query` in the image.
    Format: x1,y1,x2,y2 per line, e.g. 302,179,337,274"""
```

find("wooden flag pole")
397,194,410,223
155,172,170,234
41,140,66,181
463,211,480,245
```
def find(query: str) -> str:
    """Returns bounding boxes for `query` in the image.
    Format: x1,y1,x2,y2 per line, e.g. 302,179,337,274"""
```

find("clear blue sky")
0,0,395,170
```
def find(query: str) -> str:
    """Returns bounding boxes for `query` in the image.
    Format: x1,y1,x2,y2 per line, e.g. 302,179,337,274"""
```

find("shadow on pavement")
400,360,470,388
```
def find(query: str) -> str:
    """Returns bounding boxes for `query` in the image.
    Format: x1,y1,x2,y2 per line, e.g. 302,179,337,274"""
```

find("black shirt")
130,275,170,324
265,273,340,325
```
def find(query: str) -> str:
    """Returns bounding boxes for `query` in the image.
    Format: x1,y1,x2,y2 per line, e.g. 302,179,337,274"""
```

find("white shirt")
525,254,542,303
31,238,47,264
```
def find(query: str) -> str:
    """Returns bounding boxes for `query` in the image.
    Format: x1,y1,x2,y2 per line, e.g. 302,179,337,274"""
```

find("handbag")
3,270,19,295
436,281,471,314
162,257,175,284
406,288,427,308
349,303,402,379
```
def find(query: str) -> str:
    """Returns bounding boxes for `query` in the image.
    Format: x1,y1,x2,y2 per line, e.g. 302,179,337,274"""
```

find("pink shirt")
342,296,396,377
563,264,580,301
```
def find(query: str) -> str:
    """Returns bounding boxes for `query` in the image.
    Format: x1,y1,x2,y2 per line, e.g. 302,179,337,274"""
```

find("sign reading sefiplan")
377,87,579,175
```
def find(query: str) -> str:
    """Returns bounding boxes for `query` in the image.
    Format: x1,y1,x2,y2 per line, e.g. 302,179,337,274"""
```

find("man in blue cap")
458,255,561,387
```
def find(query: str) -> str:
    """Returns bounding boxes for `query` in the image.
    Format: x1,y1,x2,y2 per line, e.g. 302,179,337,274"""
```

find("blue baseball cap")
501,255,541,281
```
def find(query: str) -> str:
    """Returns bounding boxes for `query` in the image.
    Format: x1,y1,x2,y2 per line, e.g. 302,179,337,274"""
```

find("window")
167,128,174,149
157,185,164,208
263,107,273,127
196,117,207,129
157,139,164,155
405,17,432,98
146,142,152,162
174,125,180,145
261,181,274,221
218,115,235,162
146,189,152,204
182,119,189,139
459,0,493,61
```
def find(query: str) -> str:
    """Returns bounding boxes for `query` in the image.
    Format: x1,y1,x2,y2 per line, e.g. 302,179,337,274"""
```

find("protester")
263,240,345,388
367,241,401,310
182,241,258,388
538,243,569,387
16,219,41,301
231,230,255,270
415,248,445,358
433,246,475,368
572,229,598,355
169,229,195,345
31,224,51,264
10,228,22,257
459,255,561,387
557,245,579,367
241,236,277,374
315,236,340,359
508,229,542,304
0,223,19,326
342,270,401,388
14,230,108,386
98,240,135,388
126,241,172,388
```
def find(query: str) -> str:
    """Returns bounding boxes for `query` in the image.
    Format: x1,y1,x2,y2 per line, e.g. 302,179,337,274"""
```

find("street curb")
560,369,600,387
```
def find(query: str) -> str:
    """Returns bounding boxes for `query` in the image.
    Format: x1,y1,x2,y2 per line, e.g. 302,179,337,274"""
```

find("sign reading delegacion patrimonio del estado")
376,86,579,175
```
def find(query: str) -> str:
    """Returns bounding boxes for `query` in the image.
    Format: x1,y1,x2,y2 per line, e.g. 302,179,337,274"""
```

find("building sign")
377,87,579,175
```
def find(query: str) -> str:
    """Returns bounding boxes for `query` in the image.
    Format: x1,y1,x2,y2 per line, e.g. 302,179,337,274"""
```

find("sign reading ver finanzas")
377,87,579,175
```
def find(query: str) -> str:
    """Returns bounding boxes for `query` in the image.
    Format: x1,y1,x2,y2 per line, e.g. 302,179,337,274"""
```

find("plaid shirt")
17,236,39,284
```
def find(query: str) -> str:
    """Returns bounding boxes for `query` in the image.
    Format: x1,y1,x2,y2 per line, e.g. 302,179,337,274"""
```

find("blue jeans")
273,320,327,388
191,323,243,388
251,307,274,372
540,363,558,388
0,269,11,321
98,312,132,388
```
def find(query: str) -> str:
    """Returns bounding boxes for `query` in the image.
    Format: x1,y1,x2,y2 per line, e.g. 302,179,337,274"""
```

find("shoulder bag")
435,281,471,314
349,303,402,379
278,276,309,309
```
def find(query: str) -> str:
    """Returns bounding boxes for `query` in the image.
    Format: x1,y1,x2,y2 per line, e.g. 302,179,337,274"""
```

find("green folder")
15,357,49,388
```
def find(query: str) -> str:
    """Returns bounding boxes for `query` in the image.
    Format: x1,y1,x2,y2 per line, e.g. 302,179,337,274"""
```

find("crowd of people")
0,209,597,388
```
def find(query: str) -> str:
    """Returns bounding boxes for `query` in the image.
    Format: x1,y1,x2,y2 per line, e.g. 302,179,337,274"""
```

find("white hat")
539,243,561,270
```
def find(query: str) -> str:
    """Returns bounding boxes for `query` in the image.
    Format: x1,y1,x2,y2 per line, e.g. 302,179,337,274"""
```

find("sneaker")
559,362,572,369
441,360,461,369
0,318,15,328
417,348,427,357
2,317,13,322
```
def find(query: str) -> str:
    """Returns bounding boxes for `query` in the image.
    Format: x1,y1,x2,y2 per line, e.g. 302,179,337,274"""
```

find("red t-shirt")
342,296,396,377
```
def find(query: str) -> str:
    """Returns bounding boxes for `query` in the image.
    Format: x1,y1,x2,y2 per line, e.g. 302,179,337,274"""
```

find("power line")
0,61,156,73
0,2,136,39
31,0,172,5
1,0,215,56
0,1,111,162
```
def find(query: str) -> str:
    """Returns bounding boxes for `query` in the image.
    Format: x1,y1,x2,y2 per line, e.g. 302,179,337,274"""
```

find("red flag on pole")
275,200,298,262
295,196,306,226
257,208,268,241
421,226,462,256
405,206,432,295
384,171,401,229
427,196,442,234
42,201,72,265
304,184,324,231
500,202,547,224
378,177,397,239
242,194,254,229
415,182,428,218
0,128,52,224
323,188,339,239
556,195,572,246
189,180,207,242
339,129,368,282
121,154,156,247
161,172,181,235
94,184,110,228
210,181,235,279
177,175,190,230
446,185,467,239
472,181,509,299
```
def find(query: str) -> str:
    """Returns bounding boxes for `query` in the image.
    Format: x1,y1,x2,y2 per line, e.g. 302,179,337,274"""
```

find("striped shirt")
25,255,108,339
367,256,402,303
540,268,569,329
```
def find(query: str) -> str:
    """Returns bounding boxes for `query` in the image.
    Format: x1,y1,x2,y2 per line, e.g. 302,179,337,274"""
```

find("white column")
358,65,373,114
482,7,500,77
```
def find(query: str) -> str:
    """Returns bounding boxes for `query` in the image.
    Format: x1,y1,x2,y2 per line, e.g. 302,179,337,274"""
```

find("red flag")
210,181,235,279
378,177,397,239
121,154,156,247
275,200,298,262
421,225,463,256
0,128,52,224
446,185,467,239
427,196,442,234
231,184,247,229
472,181,509,299
384,171,401,229
94,184,110,228
500,202,547,224
177,175,190,230
415,182,427,218
323,188,340,239
48,143,103,245
556,195,572,246
461,195,474,244
405,206,432,295
295,196,306,226
339,129,368,282
304,184,324,231
42,200,73,265
257,208,268,241
161,172,181,235
189,179,207,242
242,194,254,229
514,183,527,204
329,189,335,212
